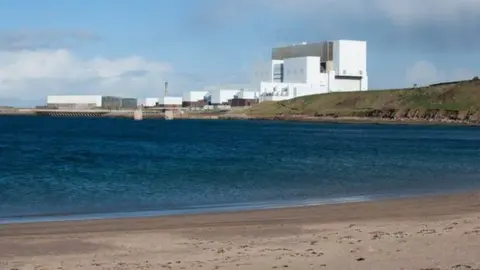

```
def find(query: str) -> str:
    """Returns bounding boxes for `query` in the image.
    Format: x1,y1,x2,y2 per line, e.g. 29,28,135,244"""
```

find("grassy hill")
247,78,480,122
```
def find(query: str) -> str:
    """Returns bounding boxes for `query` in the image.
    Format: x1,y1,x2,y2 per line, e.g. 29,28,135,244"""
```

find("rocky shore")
220,108,480,125
2,107,479,125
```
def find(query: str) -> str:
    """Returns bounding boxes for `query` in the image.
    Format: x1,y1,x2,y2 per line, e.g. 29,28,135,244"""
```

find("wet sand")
1,192,480,269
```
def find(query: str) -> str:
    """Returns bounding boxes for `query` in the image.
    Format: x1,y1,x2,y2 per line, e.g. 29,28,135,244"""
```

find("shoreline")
0,195,373,225
2,190,479,235
2,110,479,126
0,187,471,226
220,114,480,126
2,191,480,269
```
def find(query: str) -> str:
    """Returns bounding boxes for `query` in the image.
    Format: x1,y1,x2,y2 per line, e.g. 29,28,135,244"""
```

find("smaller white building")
144,98,159,107
46,95,138,109
182,91,208,103
209,89,240,105
159,96,182,107
47,95,103,108
235,90,258,99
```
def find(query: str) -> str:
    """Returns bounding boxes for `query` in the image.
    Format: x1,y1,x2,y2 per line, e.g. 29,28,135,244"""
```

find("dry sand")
2,192,480,270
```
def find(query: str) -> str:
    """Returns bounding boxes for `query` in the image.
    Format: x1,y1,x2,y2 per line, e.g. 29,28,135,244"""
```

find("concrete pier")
32,108,166,119
133,109,143,120
35,110,110,117
0,107,230,120
164,110,174,120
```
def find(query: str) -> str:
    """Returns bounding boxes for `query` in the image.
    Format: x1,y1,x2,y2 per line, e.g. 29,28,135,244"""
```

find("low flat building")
46,95,102,109
158,96,182,108
46,95,137,109
144,98,159,107
208,89,240,105
182,90,208,108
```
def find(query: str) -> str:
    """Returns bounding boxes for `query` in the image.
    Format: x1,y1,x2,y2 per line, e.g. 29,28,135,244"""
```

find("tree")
473,76,479,81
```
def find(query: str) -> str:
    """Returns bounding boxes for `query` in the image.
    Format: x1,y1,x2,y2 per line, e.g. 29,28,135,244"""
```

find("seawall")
222,108,480,125
0,109,165,119
0,109,224,120
2,108,480,125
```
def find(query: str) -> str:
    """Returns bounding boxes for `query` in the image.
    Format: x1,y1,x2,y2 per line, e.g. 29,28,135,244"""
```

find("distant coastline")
2,76,480,125
220,113,480,126
2,78,479,124
1,108,479,126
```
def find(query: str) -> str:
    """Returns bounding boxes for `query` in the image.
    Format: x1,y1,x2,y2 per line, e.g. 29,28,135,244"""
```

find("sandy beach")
2,192,480,270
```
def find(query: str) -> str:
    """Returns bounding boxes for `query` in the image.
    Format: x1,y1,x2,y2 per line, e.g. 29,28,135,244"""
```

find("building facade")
208,89,240,105
101,96,123,109
46,95,102,109
121,98,138,109
252,40,368,102
144,98,159,107
158,96,182,108
46,95,137,109
182,90,208,107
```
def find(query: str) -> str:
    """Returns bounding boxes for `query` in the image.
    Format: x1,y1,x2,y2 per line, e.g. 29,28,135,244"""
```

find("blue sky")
0,0,479,106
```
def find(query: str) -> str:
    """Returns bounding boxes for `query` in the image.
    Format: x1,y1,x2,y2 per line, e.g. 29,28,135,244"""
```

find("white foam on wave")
0,195,375,225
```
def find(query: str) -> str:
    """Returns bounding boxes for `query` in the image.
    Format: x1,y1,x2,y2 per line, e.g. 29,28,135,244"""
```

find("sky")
0,0,479,106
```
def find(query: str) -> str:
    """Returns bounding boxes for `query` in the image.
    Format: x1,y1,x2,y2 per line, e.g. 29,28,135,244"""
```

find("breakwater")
35,109,112,117
0,109,163,118
0,108,228,120
4,108,478,125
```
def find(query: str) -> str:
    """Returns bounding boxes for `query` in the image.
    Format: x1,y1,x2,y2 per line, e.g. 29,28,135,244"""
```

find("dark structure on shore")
228,97,258,107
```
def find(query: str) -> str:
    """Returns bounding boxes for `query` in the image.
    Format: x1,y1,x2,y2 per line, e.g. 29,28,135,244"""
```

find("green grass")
247,79,480,117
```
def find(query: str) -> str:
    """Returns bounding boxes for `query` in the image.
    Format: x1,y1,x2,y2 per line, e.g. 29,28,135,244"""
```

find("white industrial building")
252,39,368,102
143,96,183,107
144,98,159,107
47,95,103,108
182,90,208,107
46,95,137,109
199,84,259,106
183,91,208,103
158,96,182,107
208,89,240,105
235,90,258,100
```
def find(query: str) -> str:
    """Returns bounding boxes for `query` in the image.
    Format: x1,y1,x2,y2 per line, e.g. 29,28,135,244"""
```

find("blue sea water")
1,116,480,224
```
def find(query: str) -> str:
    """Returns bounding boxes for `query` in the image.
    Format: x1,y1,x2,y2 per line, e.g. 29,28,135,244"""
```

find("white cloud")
405,60,475,86
0,49,191,102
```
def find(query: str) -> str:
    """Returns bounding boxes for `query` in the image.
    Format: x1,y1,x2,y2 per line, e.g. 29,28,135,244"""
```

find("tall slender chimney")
164,81,168,97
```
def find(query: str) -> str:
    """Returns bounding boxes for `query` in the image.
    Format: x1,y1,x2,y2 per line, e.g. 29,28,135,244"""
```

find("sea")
1,116,480,224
